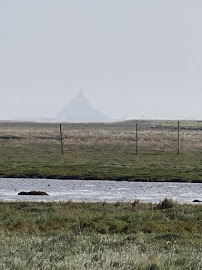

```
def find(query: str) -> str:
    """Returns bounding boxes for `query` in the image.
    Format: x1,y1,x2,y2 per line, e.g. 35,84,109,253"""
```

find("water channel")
0,178,202,203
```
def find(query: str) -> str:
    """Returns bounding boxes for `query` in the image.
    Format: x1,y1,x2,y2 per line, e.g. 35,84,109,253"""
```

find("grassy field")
0,122,202,269
0,120,202,181
0,200,202,269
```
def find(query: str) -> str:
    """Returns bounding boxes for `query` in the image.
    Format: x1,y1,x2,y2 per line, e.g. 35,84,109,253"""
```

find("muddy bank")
0,173,202,183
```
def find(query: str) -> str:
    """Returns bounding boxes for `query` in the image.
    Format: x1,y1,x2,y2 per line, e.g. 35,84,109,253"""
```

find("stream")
1,178,202,203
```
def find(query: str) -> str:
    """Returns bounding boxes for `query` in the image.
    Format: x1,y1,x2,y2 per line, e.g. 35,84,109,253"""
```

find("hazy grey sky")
0,1,202,120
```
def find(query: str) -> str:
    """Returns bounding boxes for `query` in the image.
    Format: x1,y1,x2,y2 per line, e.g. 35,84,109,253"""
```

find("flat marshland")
0,120,202,269
0,200,202,269
0,120,202,180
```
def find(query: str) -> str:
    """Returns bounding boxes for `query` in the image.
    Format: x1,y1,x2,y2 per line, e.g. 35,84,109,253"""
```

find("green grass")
0,200,202,235
0,232,202,270
0,201,202,269
0,144,201,180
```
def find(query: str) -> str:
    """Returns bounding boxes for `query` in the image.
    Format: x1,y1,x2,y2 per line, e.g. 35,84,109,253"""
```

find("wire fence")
0,121,202,154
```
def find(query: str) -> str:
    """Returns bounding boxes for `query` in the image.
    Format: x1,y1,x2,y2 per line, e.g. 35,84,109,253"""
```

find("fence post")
60,124,64,155
177,121,180,154
136,123,138,155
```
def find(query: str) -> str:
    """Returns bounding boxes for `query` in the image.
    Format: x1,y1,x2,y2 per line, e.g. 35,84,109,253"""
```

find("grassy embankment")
0,200,202,269
0,120,202,181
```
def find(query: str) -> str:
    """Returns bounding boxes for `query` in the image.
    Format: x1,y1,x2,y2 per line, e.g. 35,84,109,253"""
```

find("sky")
0,0,202,120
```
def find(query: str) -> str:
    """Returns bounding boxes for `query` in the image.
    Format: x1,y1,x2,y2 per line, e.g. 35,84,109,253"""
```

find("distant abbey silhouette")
57,90,107,122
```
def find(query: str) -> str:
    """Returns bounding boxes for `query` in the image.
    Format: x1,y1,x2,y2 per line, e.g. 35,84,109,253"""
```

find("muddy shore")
1,174,202,183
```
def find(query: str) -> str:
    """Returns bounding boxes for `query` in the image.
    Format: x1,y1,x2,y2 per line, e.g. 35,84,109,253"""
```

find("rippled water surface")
0,178,202,203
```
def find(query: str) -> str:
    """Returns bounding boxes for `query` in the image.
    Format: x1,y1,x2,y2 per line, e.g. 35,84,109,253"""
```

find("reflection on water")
0,178,202,203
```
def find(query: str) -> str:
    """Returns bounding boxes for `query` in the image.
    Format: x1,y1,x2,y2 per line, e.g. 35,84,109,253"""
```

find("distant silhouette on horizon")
57,90,108,122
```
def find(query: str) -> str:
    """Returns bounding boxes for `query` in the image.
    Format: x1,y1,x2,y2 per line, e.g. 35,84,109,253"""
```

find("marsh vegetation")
0,120,201,180
0,200,201,269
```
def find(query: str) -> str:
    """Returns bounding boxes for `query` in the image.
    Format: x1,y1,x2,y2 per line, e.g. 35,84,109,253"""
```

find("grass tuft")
156,198,177,210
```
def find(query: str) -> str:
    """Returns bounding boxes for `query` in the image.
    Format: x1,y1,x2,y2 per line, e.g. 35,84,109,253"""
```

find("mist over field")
0,1,202,121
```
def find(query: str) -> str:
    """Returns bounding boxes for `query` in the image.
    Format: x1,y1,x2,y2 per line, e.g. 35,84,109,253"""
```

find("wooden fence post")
60,124,64,155
136,123,138,155
177,121,180,154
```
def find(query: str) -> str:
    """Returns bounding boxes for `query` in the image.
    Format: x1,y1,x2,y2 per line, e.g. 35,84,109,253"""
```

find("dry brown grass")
0,120,201,152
